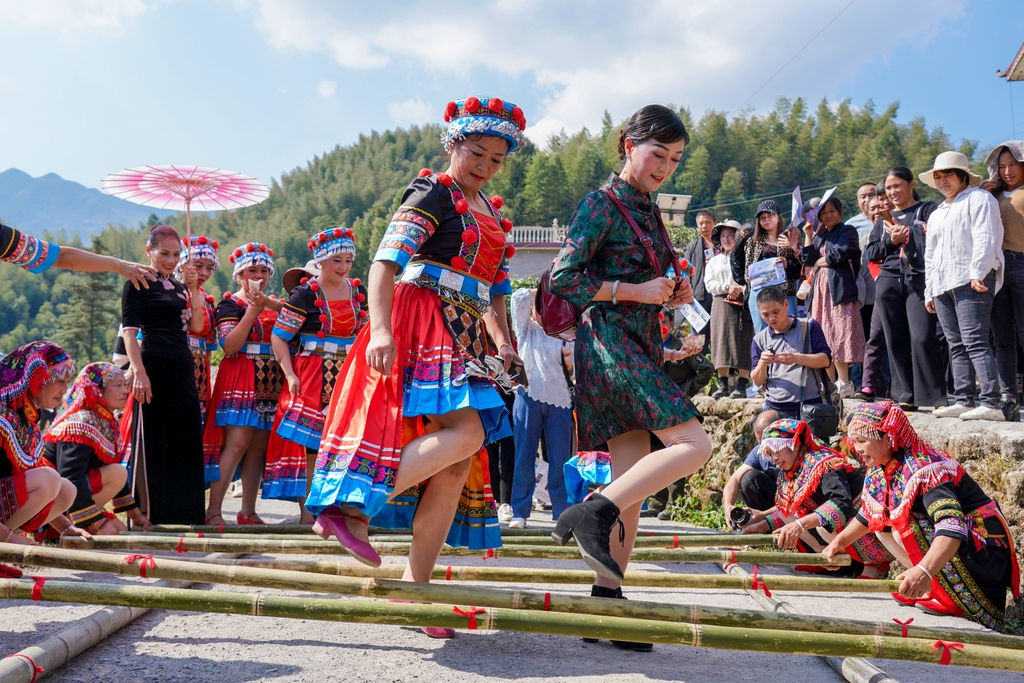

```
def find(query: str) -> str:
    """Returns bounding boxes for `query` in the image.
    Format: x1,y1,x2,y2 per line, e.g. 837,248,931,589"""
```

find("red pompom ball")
309,281,320,292
268,249,274,257
512,106,524,123
658,312,665,320
317,331,326,339
436,173,453,186
491,195,504,209
247,244,255,252
454,199,469,214
661,326,670,337
318,314,328,323
465,97,480,113
314,299,326,307
300,277,309,285
461,230,477,245
418,168,432,177
451,256,468,271
493,270,508,283
212,241,219,249
444,101,457,122
679,258,689,270
233,248,242,258
518,117,527,131
500,218,513,233
206,295,215,304
488,97,503,113
333,228,342,238
356,293,365,302
223,291,232,300
198,236,208,244
504,245,516,259
351,278,361,287
688,266,695,276
358,310,368,319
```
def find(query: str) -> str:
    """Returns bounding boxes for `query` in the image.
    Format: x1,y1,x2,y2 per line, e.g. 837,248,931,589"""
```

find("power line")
730,0,858,117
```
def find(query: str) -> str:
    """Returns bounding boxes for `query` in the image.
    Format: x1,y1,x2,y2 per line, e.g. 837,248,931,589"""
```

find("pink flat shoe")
313,507,381,567
421,627,455,639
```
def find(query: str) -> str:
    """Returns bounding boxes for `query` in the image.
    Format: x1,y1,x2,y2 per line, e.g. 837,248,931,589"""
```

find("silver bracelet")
915,564,933,581
611,281,620,305
795,518,807,532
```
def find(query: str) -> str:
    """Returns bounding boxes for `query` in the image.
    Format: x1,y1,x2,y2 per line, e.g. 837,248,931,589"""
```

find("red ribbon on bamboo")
4,654,43,682
892,617,914,638
124,554,157,578
445,566,453,581
750,566,771,598
481,548,495,561
196,532,205,538
453,606,486,630
665,535,680,549
29,577,47,601
932,640,964,665
543,592,551,611
174,537,188,553
722,549,738,572
217,524,224,533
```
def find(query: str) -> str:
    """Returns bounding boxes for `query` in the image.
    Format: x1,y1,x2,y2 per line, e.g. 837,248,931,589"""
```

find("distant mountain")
0,168,174,242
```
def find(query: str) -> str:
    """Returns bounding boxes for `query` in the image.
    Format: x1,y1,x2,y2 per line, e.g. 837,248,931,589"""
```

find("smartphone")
880,209,894,224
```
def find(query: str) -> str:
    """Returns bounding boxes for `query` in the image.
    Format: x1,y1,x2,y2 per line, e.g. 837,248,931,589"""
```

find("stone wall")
692,395,1024,617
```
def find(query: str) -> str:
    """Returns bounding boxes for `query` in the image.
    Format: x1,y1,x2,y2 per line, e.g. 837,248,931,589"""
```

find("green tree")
522,154,571,226
714,167,745,220
54,237,122,364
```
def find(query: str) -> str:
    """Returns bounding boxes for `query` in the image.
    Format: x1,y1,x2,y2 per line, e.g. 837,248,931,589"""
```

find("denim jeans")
933,272,1000,409
993,250,1024,401
749,294,797,334
510,390,573,520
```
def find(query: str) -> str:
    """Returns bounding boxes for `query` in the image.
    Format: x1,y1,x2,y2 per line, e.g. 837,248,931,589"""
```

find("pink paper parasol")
101,165,270,253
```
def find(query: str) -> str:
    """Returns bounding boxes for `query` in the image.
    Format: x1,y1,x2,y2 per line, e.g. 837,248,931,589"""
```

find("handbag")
537,188,677,341
798,319,840,441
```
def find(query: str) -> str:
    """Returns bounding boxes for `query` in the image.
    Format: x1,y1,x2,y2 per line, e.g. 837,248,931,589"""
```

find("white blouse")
924,186,1005,303
704,253,739,296
511,288,573,409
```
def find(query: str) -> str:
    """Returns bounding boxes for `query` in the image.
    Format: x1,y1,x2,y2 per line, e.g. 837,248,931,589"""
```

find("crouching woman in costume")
204,243,283,526
265,228,367,520
0,342,90,544
825,401,1020,631
42,363,150,534
306,97,525,638
740,419,893,578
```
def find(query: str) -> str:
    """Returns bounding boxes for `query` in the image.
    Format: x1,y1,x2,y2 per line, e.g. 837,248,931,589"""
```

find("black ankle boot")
551,493,624,581
581,585,654,652
730,376,750,399
711,376,729,399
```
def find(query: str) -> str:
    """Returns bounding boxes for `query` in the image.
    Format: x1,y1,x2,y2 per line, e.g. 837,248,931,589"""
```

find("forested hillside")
1,96,978,362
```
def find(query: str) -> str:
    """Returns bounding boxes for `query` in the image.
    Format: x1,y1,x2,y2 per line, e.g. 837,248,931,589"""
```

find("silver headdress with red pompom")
441,97,527,154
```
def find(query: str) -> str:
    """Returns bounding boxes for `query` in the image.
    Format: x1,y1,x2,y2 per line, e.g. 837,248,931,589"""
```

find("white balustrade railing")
509,226,566,245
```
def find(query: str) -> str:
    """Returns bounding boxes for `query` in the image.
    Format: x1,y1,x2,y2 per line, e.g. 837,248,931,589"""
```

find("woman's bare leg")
239,429,270,520
596,430,650,590
389,408,484,494
93,464,128,508
299,449,316,524
599,418,711,513
401,458,474,583
43,479,77,527
4,468,62,530
207,426,254,520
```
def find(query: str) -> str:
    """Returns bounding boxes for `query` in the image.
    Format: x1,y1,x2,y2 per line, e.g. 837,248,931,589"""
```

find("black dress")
121,276,205,524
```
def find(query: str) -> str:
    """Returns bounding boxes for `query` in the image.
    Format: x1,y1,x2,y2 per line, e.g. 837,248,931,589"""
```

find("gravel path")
1,494,1021,683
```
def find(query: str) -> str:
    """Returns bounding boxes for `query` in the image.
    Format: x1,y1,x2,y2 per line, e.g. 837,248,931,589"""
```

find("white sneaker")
508,517,526,529
836,380,854,399
960,406,1006,422
497,503,514,523
933,404,971,418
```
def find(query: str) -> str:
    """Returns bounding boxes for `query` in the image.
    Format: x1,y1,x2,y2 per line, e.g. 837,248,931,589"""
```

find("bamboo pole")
5,544,1021,651
131,531,777,548
148,524,706,538
60,536,850,566
1,579,1020,672
184,556,895,592
721,561,897,683
0,552,240,683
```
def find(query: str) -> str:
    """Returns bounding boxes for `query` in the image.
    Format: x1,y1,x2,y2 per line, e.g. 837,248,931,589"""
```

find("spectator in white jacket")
922,152,1006,421
705,220,753,399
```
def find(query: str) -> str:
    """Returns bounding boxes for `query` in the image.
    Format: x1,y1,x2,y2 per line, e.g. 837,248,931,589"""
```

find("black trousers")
860,303,890,395
485,390,517,505
739,469,776,511
874,275,947,407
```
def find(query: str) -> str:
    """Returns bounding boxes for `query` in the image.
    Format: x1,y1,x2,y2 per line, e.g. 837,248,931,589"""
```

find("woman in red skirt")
0,341,90,544
307,98,526,638
42,363,151,534
204,243,284,525
265,229,367,522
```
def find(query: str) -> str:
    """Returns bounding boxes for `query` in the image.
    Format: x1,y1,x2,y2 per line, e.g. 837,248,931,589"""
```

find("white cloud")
317,80,337,100
387,98,433,126
252,0,967,142
0,0,146,36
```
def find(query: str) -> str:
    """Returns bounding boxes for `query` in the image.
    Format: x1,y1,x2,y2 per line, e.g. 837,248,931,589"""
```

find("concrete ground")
1,494,1021,683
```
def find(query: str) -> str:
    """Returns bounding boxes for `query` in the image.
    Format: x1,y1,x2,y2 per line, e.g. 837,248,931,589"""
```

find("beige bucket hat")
282,259,320,293
919,151,983,189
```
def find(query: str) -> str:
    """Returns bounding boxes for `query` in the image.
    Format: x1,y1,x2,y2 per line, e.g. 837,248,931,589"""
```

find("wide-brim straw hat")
919,151,983,189
711,219,743,251
282,259,320,293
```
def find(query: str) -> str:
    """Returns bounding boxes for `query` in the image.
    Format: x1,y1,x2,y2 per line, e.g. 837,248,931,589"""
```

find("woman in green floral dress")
549,105,712,649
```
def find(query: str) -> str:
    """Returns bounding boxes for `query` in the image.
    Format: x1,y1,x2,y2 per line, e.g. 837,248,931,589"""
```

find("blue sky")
1,0,1022,192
